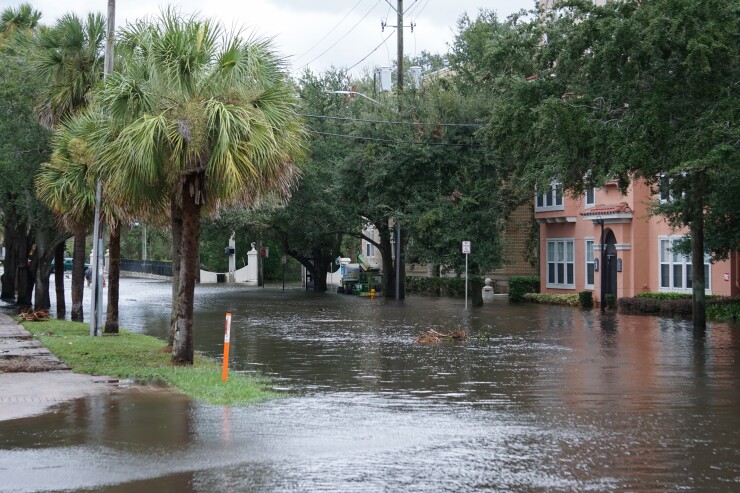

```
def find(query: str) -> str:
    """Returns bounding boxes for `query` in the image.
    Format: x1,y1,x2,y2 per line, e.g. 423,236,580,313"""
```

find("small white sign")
462,241,471,254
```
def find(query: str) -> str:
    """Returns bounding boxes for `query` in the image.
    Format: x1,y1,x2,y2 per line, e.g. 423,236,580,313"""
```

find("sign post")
222,312,232,382
462,241,471,310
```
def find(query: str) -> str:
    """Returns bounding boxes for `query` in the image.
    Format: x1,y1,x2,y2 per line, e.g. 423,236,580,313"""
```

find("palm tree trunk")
169,199,183,347
1,208,19,301
172,176,201,365
104,222,121,333
54,243,66,318
70,231,86,322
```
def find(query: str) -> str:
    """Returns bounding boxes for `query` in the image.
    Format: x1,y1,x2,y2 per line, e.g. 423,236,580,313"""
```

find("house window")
585,239,595,289
547,238,575,289
585,187,595,207
366,242,375,258
659,238,710,293
535,182,564,211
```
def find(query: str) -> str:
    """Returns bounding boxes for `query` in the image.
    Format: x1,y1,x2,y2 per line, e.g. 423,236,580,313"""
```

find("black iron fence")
119,259,172,277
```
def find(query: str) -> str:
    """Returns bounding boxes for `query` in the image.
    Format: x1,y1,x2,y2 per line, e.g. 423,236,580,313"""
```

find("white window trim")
658,236,711,294
535,182,565,212
546,237,576,289
584,238,595,290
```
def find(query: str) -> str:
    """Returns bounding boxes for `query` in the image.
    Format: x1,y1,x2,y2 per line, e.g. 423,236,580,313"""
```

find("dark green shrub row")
619,296,737,319
636,292,718,301
406,276,485,297
508,276,540,302
522,293,579,306
579,291,594,308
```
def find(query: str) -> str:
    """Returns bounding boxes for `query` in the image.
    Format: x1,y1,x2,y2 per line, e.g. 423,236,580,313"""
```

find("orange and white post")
222,312,232,382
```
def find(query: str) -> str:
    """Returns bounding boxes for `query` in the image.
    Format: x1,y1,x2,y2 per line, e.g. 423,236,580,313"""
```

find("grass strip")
21,319,277,405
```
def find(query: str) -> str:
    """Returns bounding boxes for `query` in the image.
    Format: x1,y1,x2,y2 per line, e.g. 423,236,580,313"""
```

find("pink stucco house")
535,179,739,303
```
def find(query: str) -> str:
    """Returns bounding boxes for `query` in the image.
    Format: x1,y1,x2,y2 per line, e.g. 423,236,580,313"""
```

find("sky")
13,0,537,76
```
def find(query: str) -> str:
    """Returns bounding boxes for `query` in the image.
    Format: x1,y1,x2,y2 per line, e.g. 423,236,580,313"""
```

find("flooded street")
2,278,739,492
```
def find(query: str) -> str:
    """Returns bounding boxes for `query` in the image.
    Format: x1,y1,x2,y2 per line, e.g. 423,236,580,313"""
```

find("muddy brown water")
1,279,739,492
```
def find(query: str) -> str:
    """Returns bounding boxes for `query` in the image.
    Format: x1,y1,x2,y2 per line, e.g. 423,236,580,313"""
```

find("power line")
301,0,383,70
347,29,395,71
309,129,482,147
294,0,365,63
298,113,483,128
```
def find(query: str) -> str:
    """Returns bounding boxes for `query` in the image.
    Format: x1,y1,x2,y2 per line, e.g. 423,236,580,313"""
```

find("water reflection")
0,281,737,492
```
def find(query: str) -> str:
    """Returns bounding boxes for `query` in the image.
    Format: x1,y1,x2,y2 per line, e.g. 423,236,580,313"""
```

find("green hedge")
406,276,485,297
619,296,737,319
508,276,540,302
522,293,579,306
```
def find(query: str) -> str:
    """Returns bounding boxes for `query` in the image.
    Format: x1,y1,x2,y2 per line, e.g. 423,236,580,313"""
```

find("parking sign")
462,241,471,254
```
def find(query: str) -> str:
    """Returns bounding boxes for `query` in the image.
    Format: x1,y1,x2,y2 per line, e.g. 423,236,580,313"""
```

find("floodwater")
1,278,739,492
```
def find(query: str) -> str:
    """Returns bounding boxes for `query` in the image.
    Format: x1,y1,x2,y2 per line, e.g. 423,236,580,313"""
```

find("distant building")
534,179,739,302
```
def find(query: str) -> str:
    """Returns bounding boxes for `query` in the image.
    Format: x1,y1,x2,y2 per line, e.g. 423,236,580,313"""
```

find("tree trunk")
172,177,201,365
105,222,121,334
312,249,328,292
169,199,183,347
34,255,52,310
16,236,34,307
54,243,66,319
691,220,706,332
70,231,86,322
471,276,483,307
1,210,19,301
397,226,406,300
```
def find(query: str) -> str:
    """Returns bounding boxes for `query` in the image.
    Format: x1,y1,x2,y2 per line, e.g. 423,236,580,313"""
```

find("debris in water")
416,326,467,344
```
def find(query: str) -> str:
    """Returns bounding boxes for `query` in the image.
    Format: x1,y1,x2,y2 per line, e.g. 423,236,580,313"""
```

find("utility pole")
397,0,403,93
91,0,115,336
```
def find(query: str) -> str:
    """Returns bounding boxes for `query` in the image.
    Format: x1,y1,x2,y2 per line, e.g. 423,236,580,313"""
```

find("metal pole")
465,253,468,310
90,0,115,336
395,222,400,301
599,220,606,311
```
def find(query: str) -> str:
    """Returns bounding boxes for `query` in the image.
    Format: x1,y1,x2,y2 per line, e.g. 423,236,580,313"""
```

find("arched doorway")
603,230,618,297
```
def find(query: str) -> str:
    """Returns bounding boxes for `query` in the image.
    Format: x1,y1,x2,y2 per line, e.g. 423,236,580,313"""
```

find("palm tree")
34,12,105,321
95,9,305,364
0,3,41,45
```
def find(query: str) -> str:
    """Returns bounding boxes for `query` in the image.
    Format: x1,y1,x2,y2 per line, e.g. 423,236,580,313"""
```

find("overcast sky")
15,0,536,76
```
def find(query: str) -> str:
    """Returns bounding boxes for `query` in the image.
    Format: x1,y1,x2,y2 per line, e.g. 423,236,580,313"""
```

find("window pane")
566,241,574,262
537,194,543,208
546,190,553,207
547,242,554,262
567,264,574,285
587,264,595,285
687,264,692,289
704,264,710,287
586,241,594,262
557,242,564,262
555,184,563,206
661,265,670,288
548,263,555,284
586,188,595,204
557,264,564,284
673,265,683,288
660,240,670,262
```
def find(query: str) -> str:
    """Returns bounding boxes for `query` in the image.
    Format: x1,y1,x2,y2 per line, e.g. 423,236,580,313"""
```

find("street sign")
462,241,471,254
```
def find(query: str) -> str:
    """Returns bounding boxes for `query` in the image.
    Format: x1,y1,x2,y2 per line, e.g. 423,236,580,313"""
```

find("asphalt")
0,310,121,422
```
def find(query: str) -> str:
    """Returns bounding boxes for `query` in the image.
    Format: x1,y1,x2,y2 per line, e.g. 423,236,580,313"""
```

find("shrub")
706,298,740,321
509,276,540,302
522,293,579,306
579,291,594,308
406,276,481,297
619,296,691,317
605,294,617,309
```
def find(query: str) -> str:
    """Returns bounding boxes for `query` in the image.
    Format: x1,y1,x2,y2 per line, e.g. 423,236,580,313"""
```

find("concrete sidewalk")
0,311,120,421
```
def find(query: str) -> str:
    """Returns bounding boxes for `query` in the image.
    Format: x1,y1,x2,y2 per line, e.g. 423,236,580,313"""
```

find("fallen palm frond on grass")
21,319,277,405
19,308,50,321
416,326,468,344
